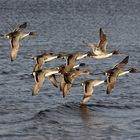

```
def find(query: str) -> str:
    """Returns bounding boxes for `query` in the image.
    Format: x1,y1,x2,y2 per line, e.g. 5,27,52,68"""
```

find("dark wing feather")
106,68,120,94
67,54,77,66
15,22,27,31
64,73,73,83
49,74,58,88
60,75,65,91
97,28,107,53
114,56,129,69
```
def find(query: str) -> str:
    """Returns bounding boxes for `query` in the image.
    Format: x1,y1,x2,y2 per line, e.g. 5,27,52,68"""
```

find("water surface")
0,0,140,140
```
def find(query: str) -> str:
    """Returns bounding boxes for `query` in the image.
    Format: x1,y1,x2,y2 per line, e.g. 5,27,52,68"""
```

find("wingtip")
63,93,66,98
19,22,27,29
32,93,36,96
23,22,27,26
124,55,129,63
106,88,112,94
11,58,15,62
54,84,58,88
99,28,103,36
32,90,38,96
32,91,35,96
124,55,129,60
106,91,110,94
125,55,129,59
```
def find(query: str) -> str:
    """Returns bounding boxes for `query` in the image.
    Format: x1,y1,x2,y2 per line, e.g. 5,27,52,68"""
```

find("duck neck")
94,80,104,86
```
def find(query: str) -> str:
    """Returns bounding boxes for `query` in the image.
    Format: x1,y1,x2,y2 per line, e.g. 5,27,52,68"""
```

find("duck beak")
0,34,5,38
2,34,9,39
89,71,94,75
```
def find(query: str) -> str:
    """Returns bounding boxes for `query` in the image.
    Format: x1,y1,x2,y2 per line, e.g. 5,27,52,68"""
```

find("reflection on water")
80,104,91,122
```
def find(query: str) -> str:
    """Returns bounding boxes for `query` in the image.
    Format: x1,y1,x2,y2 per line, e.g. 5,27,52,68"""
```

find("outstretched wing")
32,80,44,96
81,82,94,104
106,81,116,94
97,28,108,53
63,83,72,98
60,75,65,91
114,56,129,69
10,37,20,61
49,74,58,88
66,54,77,66
106,68,119,94
14,22,27,32
64,72,73,83
82,40,97,52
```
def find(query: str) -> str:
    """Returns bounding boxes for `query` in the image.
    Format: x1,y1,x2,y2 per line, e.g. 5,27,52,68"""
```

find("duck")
63,69,93,98
81,79,105,104
3,22,36,61
32,68,59,96
58,63,75,92
106,67,137,94
104,56,131,94
58,63,86,92
83,28,119,59
58,52,88,66
32,52,58,72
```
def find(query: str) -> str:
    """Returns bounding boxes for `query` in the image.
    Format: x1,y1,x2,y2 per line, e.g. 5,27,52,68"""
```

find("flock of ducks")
1,22,137,104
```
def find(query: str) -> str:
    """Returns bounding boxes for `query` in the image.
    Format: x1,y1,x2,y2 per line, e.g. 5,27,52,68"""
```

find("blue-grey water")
0,0,140,140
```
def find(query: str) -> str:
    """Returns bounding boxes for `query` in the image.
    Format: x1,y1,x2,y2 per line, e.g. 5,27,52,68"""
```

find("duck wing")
49,74,58,88
32,77,45,96
114,56,129,69
97,28,108,53
106,68,120,94
14,22,27,32
82,81,94,104
60,75,65,91
63,83,72,98
10,37,20,61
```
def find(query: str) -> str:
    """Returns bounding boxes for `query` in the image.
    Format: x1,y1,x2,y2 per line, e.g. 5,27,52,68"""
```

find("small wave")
129,119,140,130
36,109,51,118
131,119,140,124
32,102,81,118
33,101,136,121
1,71,10,75
18,73,33,80
0,134,30,139
0,69,17,75
32,101,96,123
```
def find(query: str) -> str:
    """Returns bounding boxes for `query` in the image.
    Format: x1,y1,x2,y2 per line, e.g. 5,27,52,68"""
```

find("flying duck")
4,22,36,61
